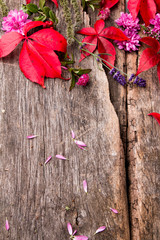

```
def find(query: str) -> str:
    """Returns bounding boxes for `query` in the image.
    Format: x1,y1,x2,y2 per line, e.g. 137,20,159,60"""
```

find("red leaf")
80,36,97,62
140,37,160,50
30,29,67,52
23,21,45,36
77,27,96,36
0,32,24,57
148,112,160,125
101,26,129,40
157,62,160,82
19,41,45,88
27,40,62,79
94,19,105,34
155,0,160,11
101,0,119,9
51,0,58,7
26,0,31,3
140,0,156,26
77,19,126,63
128,0,157,26
128,0,141,20
136,48,160,75
98,37,116,68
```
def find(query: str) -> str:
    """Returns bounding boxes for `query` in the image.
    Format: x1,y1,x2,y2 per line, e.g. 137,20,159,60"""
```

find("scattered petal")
27,135,38,139
44,156,52,164
56,155,68,160
73,230,77,236
74,236,88,240
77,145,86,150
110,208,118,214
71,130,76,139
83,180,88,193
74,140,87,147
95,226,106,234
67,222,73,235
5,219,9,231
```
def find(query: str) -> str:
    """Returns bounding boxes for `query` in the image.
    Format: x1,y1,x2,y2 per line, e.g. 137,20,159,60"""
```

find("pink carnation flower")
76,74,89,86
2,9,31,35
115,12,140,31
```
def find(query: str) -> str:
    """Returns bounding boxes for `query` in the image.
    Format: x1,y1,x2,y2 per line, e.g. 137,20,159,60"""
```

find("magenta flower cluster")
99,7,110,20
76,74,89,86
115,12,141,52
2,9,31,35
145,13,160,40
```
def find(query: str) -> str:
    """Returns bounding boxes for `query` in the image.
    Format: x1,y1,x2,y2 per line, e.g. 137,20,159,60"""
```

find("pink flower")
67,223,88,240
99,7,110,20
115,12,140,31
2,9,32,35
76,74,89,86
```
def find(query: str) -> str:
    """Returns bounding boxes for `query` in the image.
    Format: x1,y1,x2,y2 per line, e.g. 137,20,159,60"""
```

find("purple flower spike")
74,236,88,240
56,155,67,160
44,156,52,165
83,180,88,193
74,140,87,147
110,208,118,214
27,135,38,139
5,219,9,231
71,130,76,139
94,226,106,234
67,222,73,235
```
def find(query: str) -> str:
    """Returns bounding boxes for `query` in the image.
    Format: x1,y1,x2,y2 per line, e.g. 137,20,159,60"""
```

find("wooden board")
0,0,160,240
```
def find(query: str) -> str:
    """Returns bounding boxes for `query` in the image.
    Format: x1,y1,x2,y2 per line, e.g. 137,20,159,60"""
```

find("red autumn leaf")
148,112,160,125
0,21,67,88
100,0,119,9
136,37,160,82
26,0,58,7
128,0,157,26
77,19,129,67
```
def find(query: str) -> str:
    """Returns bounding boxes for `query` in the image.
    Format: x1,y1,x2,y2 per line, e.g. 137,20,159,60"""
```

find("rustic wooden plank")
0,0,130,239
127,48,160,239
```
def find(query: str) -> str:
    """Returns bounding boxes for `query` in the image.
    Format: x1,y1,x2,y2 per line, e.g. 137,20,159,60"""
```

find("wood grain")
0,0,130,239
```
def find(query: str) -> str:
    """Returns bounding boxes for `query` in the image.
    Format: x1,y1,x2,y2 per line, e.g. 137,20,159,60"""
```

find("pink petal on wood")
5,219,9,231
110,208,118,214
44,156,52,164
71,130,76,139
27,135,38,139
95,226,106,234
67,222,73,235
74,140,87,147
56,155,67,160
74,236,88,240
83,180,88,193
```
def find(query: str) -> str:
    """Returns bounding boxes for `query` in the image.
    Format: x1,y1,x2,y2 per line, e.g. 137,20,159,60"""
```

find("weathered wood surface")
0,0,160,240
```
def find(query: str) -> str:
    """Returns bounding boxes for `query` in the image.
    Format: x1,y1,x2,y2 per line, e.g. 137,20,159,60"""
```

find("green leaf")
49,10,56,22
39,0,45,9
42,6,50,18
26,3,38,13
81,0,86,9
89,4,95,11
69,73,76,91
34,15,46,21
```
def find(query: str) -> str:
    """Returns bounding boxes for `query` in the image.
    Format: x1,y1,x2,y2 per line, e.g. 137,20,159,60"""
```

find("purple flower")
128,74,135,81
109,68,116,75
67,223,88,240
133,77,146,87
112,71,127,86
149,13,160,39
76,74,89,86
115,12,140,31
99,7,110,20
2,9,31,35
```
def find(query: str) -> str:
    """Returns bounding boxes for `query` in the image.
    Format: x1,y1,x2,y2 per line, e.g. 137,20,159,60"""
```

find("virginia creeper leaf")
148,112,160,125
100,0,119,9
0,32,24,57
80,35,97,62
128,0,157,26
19,41,45,88
23,21,45,36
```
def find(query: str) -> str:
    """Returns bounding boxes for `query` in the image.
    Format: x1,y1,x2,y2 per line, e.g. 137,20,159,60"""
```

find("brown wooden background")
0,0,160,239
